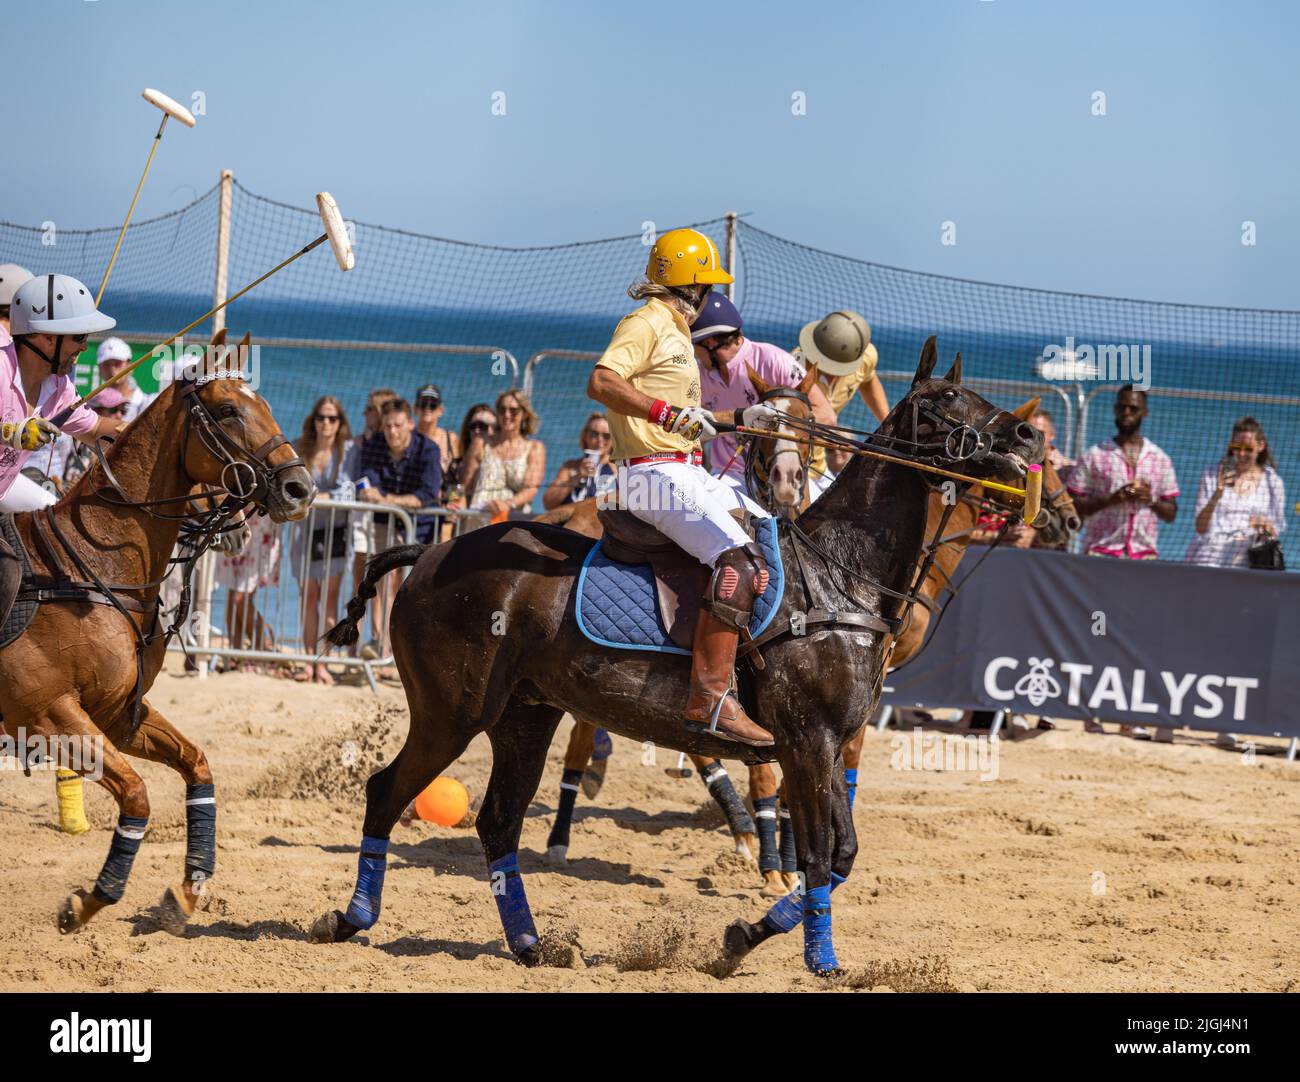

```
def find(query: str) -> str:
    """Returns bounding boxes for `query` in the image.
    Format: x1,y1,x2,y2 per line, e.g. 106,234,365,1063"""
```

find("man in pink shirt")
1,273,124,513
690,292,837,500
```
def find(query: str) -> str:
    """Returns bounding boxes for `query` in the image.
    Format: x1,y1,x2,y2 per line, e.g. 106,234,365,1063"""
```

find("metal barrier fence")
169,499,491,692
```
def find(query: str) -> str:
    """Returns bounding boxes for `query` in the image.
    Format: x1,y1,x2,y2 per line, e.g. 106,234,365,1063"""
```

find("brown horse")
0,330,313,935
311,339,1043,974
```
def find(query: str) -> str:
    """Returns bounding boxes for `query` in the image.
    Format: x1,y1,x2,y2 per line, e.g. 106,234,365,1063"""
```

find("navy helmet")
690,291,743,343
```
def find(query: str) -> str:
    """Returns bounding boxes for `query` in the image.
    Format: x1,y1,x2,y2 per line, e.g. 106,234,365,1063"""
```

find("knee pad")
708,543,769,629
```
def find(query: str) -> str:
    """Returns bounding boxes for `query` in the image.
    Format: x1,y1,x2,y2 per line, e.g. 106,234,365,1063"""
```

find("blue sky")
6,0,1298,308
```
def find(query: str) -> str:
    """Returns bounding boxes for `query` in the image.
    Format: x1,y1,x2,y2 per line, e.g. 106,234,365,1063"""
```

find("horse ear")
913,335,939,385
942,352,962,384
797,364,819,397
210,327,228,348
237,331,251,374
747,363,771,397
1011,396,1041,421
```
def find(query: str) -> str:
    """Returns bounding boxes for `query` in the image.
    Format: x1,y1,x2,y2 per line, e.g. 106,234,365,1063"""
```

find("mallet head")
315,192,355,272
141,88,196,128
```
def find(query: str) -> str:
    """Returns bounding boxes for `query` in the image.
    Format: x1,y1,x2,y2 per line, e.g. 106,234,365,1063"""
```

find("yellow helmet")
645,228,733,287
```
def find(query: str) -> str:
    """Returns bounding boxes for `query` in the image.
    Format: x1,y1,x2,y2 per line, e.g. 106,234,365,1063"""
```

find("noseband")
743,385,812,511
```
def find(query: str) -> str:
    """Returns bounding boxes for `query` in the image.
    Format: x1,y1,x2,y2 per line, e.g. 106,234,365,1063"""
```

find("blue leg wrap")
754,796,780,874
778,806,797,873
92,815,149,904
844,768,858,811
184,783,217,884
803,885,839,973
344,835,389,930
488,853,539,955
760,871,848,936
591,728,613,762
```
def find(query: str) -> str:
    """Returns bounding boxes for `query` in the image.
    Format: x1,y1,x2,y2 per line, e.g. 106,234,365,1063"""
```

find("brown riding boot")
683,544,773,748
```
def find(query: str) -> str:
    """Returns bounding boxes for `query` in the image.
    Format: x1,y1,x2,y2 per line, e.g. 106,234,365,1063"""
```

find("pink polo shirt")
0,327,99,499
699,337,807,479
1068,436,1179,559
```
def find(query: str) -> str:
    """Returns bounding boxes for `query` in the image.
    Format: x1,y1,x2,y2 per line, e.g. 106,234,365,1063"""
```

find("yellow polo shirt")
595,298,700,461
801,342,879,476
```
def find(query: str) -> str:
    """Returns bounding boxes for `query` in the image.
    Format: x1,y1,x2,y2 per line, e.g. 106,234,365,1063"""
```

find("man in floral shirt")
1069,385,1178,559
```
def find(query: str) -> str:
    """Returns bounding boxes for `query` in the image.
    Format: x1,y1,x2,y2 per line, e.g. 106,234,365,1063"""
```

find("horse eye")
220,404,239,419
943,389,957,400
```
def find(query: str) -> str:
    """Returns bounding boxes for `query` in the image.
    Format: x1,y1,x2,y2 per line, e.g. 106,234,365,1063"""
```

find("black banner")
883,548,1300,739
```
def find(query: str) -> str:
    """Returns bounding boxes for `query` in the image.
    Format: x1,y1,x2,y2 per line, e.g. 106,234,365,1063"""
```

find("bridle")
742,384,812,514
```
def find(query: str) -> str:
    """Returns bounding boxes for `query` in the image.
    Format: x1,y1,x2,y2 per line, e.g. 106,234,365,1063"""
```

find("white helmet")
9,273,115,336
97,336,132,364
0,264,33,308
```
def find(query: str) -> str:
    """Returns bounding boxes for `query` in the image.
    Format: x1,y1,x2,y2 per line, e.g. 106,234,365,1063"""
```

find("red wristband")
649,399,672,426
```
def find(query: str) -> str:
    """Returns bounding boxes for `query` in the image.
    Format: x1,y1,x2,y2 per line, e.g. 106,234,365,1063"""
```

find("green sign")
75,340,164,397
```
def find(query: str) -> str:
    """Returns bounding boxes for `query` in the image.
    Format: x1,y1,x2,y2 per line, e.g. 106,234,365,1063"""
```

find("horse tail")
326,544,427,648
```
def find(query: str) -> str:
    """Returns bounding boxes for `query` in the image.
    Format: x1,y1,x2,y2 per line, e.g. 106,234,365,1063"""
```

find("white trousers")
0,473,58,512
808,468,836,502
619,460,769,568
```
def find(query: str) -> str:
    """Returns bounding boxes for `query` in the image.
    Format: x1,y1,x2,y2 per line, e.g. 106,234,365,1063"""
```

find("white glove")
742,402,782,429
670,405,718,443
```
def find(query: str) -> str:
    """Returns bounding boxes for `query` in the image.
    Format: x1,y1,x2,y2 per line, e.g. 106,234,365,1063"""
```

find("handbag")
1247,529,1285,571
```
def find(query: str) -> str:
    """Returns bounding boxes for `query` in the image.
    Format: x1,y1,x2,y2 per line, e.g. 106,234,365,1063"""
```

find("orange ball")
414,777,470,826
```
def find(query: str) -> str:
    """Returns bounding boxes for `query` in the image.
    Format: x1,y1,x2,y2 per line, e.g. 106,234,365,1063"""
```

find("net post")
212,169,234,334
725,211,737,302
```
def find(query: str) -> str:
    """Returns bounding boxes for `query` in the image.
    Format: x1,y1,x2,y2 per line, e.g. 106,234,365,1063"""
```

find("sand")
2,656,1297,993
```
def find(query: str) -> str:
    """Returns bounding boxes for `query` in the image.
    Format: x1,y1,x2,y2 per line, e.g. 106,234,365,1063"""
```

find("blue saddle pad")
575,516,784,656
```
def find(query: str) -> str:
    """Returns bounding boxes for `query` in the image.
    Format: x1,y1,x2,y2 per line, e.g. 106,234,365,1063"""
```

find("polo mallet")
1021,463,1043,524
49,191,354,427
665,752,693,779
96,89,197,306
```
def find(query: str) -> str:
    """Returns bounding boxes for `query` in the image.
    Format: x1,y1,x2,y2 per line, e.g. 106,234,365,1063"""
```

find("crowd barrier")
168,499,492,692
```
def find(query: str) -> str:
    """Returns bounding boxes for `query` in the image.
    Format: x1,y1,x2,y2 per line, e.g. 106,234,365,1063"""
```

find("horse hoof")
811,965,845,979
57,891,89,936
723,920,758,960
545,844,568,865
308,910,361,944
516,942,543,967
734,834,757,865
158,887,193,937
759,870,793,898
580,762,606,800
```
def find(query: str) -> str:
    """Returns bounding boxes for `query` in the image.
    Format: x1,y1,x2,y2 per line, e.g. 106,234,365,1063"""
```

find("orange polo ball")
414,777,470,826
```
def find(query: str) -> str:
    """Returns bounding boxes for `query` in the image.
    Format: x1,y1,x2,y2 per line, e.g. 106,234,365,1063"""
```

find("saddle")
596,508,749,650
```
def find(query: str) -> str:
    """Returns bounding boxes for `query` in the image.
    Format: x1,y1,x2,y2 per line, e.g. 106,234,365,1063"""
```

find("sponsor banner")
882,547,1299,738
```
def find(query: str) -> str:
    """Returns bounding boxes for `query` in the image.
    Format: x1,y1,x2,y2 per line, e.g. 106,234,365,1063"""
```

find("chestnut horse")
311,339,1043,974
0,330,314,935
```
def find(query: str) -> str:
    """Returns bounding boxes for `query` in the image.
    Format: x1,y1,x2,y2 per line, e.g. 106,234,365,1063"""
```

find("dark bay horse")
310,338,1042,974
0,330,313,934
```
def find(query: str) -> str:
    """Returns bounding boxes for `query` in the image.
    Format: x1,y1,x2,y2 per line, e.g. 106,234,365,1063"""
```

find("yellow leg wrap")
56,769,91,836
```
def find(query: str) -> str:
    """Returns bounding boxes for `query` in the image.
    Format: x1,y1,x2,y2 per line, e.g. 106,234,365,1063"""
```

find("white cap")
9,274,116,336
0,264,33,307
97,336,132,364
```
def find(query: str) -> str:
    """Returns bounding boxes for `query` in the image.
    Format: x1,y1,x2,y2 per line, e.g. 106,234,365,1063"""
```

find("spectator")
443,402,495,508
464,389,545,518
1185,417,1285,569
290,396,354,685
96,336,158,422
542,411,616,509
1029,408,1074,477
343,387,396,657
357,397,442,665
794,310,890,490
1070,385,1179,741
215,516,282,673
414,383,460,477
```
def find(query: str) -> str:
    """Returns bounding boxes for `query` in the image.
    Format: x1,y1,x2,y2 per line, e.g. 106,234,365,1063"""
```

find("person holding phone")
1186,417,1285,569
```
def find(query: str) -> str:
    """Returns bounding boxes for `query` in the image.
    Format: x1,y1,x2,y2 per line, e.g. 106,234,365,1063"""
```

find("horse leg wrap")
56,769,90,835
760,871,847,936
701,761,755,837
754,796,780,874
92,816,149,904
802,885,839,974
778,806,797,874
183,784,217,886
844,768,859,811
591,728,613,762
344,835,389,930
546,769,583,851
488,853,539,955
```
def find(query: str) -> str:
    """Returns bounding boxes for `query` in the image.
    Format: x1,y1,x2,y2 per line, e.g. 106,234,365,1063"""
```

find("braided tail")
325,544,427,648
